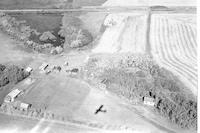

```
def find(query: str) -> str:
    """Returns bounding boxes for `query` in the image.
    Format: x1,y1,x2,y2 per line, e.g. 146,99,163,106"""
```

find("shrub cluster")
0,64,30,87
0,12,54,53
59,25,93,48
0,103,64,120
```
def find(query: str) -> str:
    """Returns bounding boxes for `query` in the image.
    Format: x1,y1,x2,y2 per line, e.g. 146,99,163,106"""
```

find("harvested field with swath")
150,14,197,95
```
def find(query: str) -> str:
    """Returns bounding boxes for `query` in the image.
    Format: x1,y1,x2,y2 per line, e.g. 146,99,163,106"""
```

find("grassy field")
17,71,90,117
0,114,98,133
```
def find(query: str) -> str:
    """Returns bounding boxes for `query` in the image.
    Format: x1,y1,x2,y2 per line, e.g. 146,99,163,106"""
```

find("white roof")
25,67,33,72
7,89,21,98
39,63,48,70
20,103,30,109
144,97,155,102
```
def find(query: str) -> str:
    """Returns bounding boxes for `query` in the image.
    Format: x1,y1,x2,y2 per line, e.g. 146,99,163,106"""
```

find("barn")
4,89,21,103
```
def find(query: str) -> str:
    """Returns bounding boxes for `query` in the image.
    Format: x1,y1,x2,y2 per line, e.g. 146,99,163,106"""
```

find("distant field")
0,0,72,9
9,13,63,33
79,12,107,37
150,14,197,95
103,0,195,6
73,0,107,7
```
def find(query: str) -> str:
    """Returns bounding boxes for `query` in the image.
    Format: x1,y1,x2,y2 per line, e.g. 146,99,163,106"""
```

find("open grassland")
18,73,90,117
150,14,197,95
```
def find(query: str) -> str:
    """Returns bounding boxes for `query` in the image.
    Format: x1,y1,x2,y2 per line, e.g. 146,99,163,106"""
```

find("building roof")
7,89,21,98
25,67,33,72
144,97,155,102
20,103,30,109
39,63,48,70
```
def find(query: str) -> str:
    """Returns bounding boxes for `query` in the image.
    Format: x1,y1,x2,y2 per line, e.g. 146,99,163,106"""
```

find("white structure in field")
39,63,48,71
4,89,21,103
143,97,155,106
20,103,31,111
25,67,33,73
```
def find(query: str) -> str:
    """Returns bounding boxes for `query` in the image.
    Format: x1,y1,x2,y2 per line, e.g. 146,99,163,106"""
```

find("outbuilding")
39,63,48,71
20,102,31,111
4,89,21,103
143,97,155,106
71,68,79,73
70,68,79,75
25,67,33,73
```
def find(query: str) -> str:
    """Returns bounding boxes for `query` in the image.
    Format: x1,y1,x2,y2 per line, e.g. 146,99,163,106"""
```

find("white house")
25,67,33,73
4,89,21,103
20,103,31,111
143,97,155,106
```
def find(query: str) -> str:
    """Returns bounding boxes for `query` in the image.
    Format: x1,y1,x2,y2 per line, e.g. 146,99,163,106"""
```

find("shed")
143,97,155,106
53,66,61,72
39,63,48,71
25,67,33,73
64,61,69,66
20,103,31,111
71,68,79,73
4,89,21,103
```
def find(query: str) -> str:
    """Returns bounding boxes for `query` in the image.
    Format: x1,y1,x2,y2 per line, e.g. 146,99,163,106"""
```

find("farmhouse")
143,97,155,106
4,89,21,103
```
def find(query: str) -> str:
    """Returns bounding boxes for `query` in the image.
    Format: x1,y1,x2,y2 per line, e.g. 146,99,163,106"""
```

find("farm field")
92,13,147,53
79,12,107,37
73,0,107,7
102,0,196,6
150,14,197,95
